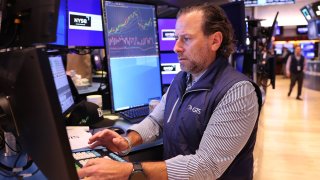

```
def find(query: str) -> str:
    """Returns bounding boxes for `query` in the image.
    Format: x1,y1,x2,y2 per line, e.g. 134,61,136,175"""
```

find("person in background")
286,46,306,100
281,47,291,77
77,3,262,180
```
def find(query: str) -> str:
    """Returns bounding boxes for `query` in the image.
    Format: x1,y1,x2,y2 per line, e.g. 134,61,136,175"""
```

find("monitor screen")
160,52,180,85
275,26,283,36
311,1,320,18
274,43,283,55
300,42,315,59
296,25,308,35
50,0,67,46
284,43,294,53
220,1,246,48
243,0,295,7
157,18,176,51
102,1,162,112
68,0,104,47
301,6,313,21
48,55,74,114
0,48,78,179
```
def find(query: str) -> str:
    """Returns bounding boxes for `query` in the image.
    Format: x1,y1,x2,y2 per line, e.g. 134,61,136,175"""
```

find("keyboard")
119,106,149,124
73,148,125,169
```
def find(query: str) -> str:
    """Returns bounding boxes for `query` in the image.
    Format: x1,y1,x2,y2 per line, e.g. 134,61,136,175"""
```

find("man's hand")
77,158,133,180
88,129,129,153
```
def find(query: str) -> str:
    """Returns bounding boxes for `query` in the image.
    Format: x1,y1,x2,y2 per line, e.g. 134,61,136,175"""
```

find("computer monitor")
296,25,308,35
50,0,67,46
0,0,60,47
157,18,176,51
300,42,316,60
300,5,314,22
48,53,75,114
160,52,180,85
67,0,104,47
101,0,162,112
220,1,246,49
0,48,78,179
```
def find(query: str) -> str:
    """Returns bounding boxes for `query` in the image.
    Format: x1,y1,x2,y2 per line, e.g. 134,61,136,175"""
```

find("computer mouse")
108,127,125,134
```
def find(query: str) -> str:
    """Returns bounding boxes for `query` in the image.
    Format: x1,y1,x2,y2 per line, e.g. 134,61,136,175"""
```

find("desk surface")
0,115,163,179
77,82,106,95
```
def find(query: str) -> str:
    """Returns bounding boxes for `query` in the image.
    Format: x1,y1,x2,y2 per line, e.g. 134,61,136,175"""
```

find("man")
78,3,261,180
286,46,306,100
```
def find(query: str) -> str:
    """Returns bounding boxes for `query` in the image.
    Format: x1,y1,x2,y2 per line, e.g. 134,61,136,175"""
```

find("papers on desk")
66,126,92,150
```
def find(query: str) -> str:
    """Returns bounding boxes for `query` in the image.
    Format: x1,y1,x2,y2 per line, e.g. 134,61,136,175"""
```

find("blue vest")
163,56,262,180
290,55,304,74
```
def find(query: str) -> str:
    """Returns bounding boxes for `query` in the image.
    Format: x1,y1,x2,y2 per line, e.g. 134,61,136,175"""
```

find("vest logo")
187,105,201,115
70,14,91,27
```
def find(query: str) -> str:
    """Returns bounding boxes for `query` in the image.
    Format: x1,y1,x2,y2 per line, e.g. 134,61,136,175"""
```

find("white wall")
253,0,318,27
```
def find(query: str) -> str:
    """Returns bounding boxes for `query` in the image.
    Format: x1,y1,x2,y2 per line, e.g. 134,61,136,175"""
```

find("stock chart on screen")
105,2,159,57
102,1,162,113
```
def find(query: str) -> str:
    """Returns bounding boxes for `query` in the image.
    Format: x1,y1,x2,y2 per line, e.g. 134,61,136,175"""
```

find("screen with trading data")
102,1,162,112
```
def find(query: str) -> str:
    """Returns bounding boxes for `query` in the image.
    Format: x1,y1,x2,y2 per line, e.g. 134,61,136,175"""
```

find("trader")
286,46,306,100
78,3,261,180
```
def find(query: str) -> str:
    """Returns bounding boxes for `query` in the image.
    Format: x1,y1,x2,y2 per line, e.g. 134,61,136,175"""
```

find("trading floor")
253,76,320,179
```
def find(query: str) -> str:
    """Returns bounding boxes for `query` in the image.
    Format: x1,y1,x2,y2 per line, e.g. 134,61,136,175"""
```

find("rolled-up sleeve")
129,91,167,143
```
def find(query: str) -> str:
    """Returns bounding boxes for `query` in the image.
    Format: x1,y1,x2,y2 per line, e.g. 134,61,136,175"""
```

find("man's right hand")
88,129,129,153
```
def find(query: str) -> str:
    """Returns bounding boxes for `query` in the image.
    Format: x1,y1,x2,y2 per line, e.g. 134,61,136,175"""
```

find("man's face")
295,46,301,56
174,11,216,75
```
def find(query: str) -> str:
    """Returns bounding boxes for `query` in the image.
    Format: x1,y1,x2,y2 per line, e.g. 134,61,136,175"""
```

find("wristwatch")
129,162,147,180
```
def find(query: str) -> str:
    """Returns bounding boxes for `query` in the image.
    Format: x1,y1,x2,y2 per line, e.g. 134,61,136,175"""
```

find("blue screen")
157,18,177,51
160,53,180,85
50,0,67,46
300,42,315,59
68,0,104,47
103,1,162,112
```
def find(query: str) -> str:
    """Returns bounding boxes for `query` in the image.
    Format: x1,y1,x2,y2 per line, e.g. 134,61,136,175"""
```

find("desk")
0,116,163,179
77,82,106,95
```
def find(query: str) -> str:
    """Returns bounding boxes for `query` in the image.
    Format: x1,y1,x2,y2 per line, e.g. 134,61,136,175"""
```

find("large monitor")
101,0,162,112
220,1,246,49
67,0,104,47
300,42,316,60
0,0,60,47
157,18,176,52
160,52,180,85
0,48,78,179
